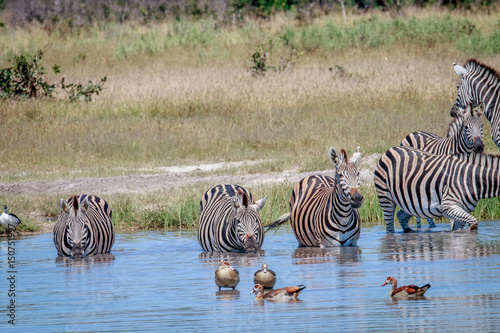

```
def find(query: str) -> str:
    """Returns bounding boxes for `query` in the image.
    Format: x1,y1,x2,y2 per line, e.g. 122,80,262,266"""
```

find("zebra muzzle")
244,235,258,252
350,191,364,209
473,137,484,153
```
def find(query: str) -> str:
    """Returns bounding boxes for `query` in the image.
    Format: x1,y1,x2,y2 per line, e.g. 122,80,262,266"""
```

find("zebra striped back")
375,146,500,233
53,195,114,257
453,59,500,148
287,147,363,247
198,184,266,253
402,103,484,155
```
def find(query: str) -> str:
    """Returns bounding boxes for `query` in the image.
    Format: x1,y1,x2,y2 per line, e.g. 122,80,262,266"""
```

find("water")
2,222,500,332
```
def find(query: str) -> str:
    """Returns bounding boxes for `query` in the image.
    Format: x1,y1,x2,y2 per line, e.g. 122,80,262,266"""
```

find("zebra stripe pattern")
53,195,114,257
402,102,484,155
375,146,500,233
453,59,500,149
268,147,363,247
198,184,266,253
399,103,484,230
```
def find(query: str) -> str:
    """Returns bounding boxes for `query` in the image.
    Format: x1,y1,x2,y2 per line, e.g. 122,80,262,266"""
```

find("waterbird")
251,284,305,301
253,263,276,289
0,205,21,232
381,276,430,299
215,261,240,290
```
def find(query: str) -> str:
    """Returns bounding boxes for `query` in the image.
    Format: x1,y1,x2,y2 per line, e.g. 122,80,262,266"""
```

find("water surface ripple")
2,222,500,332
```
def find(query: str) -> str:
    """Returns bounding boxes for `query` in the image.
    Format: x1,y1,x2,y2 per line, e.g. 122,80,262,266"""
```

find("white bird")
0,205,22,232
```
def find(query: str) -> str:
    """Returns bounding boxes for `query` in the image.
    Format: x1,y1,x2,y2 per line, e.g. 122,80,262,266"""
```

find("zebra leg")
450,219,466,231
416,217,421,228
427,218,436,228
442,206,478,231
396,210,413,233
379,199,396,233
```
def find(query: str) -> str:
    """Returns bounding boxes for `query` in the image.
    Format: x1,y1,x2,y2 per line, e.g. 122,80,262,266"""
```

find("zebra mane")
71,195,78,212
446,113,462,137
465,58,500,85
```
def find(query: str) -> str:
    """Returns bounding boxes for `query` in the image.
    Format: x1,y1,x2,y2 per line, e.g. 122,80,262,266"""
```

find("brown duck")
381,276,430,299
251,284,305,301
215,261,240,290
253,263,276,289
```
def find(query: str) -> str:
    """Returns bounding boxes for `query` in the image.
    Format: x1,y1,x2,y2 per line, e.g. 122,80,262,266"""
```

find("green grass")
2,10,500,231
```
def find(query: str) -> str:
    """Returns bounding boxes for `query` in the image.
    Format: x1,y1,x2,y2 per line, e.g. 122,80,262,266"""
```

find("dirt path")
0,155,380,196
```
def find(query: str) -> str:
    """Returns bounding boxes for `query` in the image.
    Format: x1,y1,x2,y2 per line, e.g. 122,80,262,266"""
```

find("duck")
215,261,240,290
253,263,276,289
0,205,22,232
251,284,306,301
381,276,430,299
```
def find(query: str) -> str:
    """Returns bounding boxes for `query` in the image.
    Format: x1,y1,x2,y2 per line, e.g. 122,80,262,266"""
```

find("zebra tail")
265,213,291,233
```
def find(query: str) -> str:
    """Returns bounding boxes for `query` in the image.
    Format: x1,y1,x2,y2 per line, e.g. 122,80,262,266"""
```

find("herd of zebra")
48,58,500,258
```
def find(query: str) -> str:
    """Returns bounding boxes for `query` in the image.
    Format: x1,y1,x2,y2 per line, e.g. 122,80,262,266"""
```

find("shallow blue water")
1,222,500,332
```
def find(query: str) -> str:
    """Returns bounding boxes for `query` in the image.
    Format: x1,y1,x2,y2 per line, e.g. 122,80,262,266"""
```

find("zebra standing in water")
398,102,484,231
267,146,363,247
374,146,500,233
453,59,500,148
198,185,266,253
53,195,114,258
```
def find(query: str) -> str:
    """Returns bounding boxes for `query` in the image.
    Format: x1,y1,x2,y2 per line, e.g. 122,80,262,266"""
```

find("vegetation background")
0,0,499,232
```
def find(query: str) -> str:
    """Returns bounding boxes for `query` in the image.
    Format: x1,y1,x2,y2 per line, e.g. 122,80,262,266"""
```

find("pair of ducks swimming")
215,261,306,301
215,261,431,300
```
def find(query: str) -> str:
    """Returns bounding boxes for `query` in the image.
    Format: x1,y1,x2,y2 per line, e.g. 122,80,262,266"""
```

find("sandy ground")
0,154,380,197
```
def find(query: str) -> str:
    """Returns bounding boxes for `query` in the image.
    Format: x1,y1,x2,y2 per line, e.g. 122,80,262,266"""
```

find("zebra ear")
453,62,467,76
475,102,484,117
60,199,70,214
350,146,361,165
455,105,466,118
329,147,340,167
252,196,267,212
80,196,89,213
237,188,249,207
231,196,241,210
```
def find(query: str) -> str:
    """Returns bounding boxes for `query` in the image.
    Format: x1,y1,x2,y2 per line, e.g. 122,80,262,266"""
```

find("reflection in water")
215,289,240,301
55,253,116,267
199,250,265,268
380,230,500,262
292,246,362,265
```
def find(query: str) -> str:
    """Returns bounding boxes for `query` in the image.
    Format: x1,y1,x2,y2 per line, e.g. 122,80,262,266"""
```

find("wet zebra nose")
244,235,258,253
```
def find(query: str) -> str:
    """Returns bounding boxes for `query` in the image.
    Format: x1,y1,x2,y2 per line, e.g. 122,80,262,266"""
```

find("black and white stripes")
453,59,500,149
374,146,500,233
53,195,114,257
197,184,266,252
267,146,363,247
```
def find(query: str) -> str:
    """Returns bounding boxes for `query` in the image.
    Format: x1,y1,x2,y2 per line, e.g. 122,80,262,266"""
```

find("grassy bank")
2,9,500,230
3,181,500,235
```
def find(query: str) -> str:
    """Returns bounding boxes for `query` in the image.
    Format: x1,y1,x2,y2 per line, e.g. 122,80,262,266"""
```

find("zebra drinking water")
374,146,500,233
398,102,484,231
266,146,363,247
53,195,114,258
197,184,266,253
453,59,500,149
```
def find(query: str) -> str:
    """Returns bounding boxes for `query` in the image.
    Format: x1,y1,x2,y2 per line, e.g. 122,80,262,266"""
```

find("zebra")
266,146,363,247
197,184,267,253
374,145,500,233
399,102,484,230
53,195,115,258
453,59,500,149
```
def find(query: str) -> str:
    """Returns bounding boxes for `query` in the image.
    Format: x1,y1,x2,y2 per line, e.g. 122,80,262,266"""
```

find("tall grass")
2,10,500,229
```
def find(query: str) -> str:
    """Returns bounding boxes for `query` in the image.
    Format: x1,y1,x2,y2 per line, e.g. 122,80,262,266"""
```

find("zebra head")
329,146,364,209
60,196,91,258
452,62,477,115
457,102,484,153
231,189,266,252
